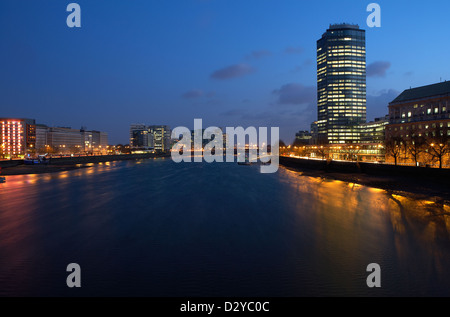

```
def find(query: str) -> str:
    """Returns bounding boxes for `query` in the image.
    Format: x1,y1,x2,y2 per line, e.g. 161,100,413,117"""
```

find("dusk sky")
1,0,449,144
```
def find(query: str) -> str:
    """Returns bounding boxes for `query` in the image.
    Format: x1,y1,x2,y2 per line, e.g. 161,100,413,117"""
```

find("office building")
46,127,84,150
82,130,109,154
0,118,36,158
35,124,49,151
149,125,171,151
294,131,313,146
386,81,450,141
130,124,171,152
360,115,389,143
34,125,108,154
310,121,319,145
317,24,367,144
130,124,148,147
131,129,154,149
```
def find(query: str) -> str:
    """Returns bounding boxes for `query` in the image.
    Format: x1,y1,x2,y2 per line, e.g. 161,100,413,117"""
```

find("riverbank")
0,153,170,176
0,164,93,175
280,156,450,203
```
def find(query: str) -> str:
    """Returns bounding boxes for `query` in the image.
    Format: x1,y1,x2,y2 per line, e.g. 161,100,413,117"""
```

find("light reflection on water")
0,159,449,296
279,168,450,295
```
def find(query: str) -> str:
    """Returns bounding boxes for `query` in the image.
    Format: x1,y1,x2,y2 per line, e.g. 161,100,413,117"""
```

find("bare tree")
298,146,310,158
46,146,58,155
315,146,329,160
385,136,403,166
427,126,449,169
400,139,409,163
407,135,426,166
69,146,81,155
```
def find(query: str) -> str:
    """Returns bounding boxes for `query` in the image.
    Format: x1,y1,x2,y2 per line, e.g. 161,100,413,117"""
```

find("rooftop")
329,23,360,30
391,81,450,104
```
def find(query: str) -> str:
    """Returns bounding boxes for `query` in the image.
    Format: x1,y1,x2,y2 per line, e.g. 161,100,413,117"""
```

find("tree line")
385,126,449,168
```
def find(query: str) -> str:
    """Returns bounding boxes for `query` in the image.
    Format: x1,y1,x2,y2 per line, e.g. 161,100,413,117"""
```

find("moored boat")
24,159,40,165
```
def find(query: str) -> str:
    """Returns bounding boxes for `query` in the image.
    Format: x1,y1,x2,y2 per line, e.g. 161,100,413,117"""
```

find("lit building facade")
310,121,319,145
92,131,108,153
386,82,450,141
130,124,171,152
82,130,109,154
317,24,367,144
294,131,313,146
130,124,147,147
35,124,48,151
132,130,154,149
149,125,171,151
47,127,83,150
289,116,388,162
35,126,108,154
0,118,36,158
360,116,389,143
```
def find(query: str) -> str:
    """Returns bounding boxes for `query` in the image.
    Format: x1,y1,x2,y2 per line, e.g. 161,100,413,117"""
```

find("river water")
0,158,449,296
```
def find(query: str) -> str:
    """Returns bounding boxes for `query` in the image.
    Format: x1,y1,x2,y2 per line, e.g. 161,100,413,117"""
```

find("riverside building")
317,24,367,144
0,118,36,158
386,81,450,141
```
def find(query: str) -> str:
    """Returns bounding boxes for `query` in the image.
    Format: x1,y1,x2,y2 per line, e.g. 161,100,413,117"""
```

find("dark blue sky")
1,0,449,144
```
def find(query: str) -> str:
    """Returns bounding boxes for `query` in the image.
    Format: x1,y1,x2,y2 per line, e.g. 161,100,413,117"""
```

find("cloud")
367,89,400,120
210,63,255,80
246,50,272,60
284,46,304,54
272,83,316,106
404,71,414,77
367,61,391,77
182,89,204,99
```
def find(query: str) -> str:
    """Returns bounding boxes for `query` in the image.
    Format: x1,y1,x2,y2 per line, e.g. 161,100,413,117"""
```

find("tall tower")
317,24,367,144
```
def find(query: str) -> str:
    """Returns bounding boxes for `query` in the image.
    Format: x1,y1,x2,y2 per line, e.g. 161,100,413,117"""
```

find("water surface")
0,158,449,296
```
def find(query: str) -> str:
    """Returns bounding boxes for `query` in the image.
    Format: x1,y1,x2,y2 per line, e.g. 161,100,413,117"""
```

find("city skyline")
1,1,450,300
1,0,450,144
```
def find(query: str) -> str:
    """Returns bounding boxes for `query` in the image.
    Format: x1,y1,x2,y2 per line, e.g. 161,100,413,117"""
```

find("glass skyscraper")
317,24,367,144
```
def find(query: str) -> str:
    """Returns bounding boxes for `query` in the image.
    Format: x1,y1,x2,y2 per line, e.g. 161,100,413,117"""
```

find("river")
0,158,449,296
